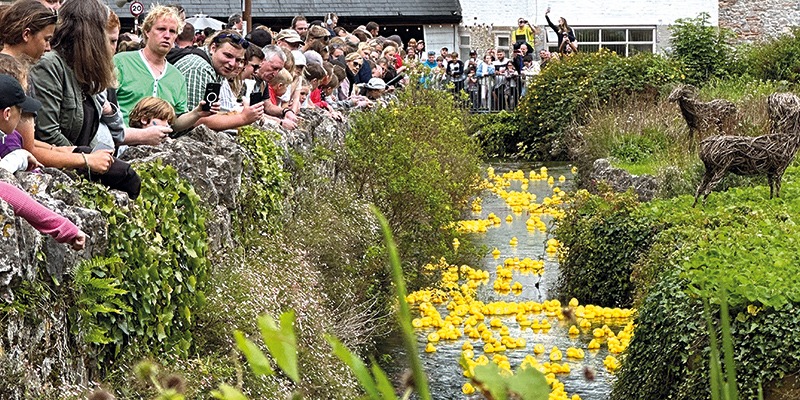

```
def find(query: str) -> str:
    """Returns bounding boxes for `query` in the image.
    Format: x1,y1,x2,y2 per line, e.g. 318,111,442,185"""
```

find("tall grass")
567,79,780,197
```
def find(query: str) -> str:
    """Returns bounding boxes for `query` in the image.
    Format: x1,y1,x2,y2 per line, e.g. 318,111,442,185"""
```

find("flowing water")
405,161,632,400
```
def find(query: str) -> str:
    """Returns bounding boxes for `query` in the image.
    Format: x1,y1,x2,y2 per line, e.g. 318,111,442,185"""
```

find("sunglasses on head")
214,32,250,49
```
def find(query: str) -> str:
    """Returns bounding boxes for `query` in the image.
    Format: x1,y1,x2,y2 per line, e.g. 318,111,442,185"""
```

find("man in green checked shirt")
173,30,265,131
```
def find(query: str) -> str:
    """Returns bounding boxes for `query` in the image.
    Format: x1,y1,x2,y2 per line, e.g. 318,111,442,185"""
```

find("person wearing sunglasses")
512,17,535,46
173,29,265,131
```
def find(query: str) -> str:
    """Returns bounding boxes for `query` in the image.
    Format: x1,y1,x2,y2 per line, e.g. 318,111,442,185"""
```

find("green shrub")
76,161,210,367
614,270,800,400
739,28,800,83
470,110,523,158
517,50,682,160
577,167,800,399
668,13,736,85
346,83,483,276
552,189,659,307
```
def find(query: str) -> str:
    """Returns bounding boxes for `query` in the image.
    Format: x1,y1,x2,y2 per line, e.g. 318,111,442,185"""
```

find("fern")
73,256,132,345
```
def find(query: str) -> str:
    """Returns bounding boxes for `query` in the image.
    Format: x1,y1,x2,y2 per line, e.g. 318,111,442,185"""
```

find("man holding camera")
174,29,265,131
512,18,536,46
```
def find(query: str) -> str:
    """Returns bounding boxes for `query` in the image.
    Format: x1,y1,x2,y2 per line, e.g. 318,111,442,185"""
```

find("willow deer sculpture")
669,84,738,141
693,92,800,207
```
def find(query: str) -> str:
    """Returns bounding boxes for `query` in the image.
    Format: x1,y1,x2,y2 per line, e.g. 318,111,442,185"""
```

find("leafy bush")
235,126,287,238
552,189,659,307
517,50,683,160
470,110,523,158
346,83,483,276
668,13,736,85
76,161,210,366
739,28,800,83
561,167,800,399
610,134,661,164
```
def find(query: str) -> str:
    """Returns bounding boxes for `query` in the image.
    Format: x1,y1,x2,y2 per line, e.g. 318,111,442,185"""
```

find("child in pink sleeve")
0,73,85,250
0,182,86,250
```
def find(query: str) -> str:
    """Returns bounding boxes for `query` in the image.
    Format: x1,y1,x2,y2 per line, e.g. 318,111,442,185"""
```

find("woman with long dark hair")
30,0,140,199
545,7,578,55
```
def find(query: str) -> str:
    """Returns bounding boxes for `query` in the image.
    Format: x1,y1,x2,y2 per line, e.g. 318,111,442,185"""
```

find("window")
460,35,471,59
496,35,509,49
547,27,655,56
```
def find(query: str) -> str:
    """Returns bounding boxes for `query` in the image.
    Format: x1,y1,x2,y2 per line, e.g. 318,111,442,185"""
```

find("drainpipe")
454,24,458,52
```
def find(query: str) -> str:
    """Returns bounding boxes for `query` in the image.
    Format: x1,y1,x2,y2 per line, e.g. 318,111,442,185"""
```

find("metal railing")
429,74,528,113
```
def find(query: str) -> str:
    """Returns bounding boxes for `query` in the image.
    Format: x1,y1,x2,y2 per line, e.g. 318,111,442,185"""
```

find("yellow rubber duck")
462,382,475,395
568,325,580,335
425,343,436,353
509,237,518,246
505,215,513,223
549,347,563,361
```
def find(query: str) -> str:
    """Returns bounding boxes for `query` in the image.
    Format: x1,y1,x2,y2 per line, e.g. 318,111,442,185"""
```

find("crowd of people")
0,0,579,253
421,8,576,112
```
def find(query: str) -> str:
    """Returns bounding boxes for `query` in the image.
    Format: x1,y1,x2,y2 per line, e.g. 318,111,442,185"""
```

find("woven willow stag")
693,92,800,207
669,84,738,141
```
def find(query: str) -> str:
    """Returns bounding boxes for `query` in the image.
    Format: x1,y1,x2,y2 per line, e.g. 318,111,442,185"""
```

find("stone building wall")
719,0,800,42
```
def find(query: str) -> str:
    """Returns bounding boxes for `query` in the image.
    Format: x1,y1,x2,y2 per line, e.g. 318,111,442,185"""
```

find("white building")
457,0,719,56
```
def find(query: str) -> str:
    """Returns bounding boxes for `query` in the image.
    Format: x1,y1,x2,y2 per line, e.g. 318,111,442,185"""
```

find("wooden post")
243,0,252,34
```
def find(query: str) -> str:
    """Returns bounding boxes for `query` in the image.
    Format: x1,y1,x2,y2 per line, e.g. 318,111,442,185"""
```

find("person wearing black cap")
0,74,42,173
0,73,88,251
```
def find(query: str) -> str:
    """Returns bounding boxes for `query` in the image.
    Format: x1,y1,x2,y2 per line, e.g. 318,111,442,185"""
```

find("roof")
105,0,462,23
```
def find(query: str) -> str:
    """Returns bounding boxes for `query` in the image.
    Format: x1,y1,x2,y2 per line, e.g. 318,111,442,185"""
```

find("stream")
405,162,634,400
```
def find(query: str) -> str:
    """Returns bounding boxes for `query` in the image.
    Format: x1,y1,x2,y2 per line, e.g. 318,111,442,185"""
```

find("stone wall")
589,158,659,201
0,111,342,398
720,0,800,42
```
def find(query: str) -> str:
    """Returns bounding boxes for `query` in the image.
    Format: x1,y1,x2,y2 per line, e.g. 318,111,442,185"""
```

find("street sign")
129,1,144,17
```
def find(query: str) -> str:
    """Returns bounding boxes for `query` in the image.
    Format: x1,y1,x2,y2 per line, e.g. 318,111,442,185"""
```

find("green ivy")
563,167,800,398
552,189,659,307
235,126,287,239
76,160,210,366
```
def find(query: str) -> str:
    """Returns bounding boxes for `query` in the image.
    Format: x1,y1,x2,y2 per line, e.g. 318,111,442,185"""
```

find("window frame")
546,26,655,56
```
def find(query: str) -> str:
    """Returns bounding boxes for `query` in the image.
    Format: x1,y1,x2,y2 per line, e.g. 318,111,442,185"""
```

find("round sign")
129,1,144,17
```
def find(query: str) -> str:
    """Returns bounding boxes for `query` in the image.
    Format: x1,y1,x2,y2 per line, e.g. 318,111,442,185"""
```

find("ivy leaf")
258,311,299,382
233,330,274,376
507,367,550,400
472,363,509,400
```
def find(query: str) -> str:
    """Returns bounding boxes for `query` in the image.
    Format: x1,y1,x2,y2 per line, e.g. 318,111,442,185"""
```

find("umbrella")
186,15,225,31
